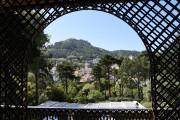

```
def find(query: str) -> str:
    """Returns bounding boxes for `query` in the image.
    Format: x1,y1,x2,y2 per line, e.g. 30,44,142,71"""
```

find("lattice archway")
0,0,179,119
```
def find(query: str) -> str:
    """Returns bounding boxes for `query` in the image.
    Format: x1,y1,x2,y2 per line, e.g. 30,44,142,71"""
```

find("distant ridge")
47,38,141,59
111,50,140,57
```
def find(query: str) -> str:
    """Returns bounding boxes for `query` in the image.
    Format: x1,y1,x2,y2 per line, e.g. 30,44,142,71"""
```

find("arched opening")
27,10,152,109
44,10,145,51
0,0,179,119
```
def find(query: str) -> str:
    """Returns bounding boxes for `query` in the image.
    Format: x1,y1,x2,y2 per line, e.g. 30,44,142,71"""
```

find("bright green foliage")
75,90,88,103
67,81,78,102
143,83,151,102
140,101,152,108
114,82,121,97
27,72,36,105
75,83,104,103
75,93,88,103
75,83,90,102
87,90,104,102
82,83,96,92
100,78,109,98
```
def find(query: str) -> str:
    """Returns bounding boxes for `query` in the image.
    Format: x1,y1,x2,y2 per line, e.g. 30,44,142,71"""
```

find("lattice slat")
0,0,179,119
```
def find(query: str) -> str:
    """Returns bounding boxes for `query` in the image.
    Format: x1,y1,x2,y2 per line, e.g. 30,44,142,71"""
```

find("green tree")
75,83,95,103
119,53,149,100
56,61,76,94
67,81,79,102
100,78,109,98
132,52,149,100
28,31,51,105
92,63,103,90
112,68,118,96
117,57,130,96
99,55,117,97
46,84,66,101
87,90,104,102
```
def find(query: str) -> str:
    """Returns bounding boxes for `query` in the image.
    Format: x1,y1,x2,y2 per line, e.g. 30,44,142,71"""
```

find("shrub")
74,91,88,103
82,83,96,92
67,81,79,102
46,85,66,101
87,90,104,102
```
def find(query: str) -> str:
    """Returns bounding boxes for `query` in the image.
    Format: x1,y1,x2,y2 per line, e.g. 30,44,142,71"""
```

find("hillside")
112,50,140,57
47,38,141,59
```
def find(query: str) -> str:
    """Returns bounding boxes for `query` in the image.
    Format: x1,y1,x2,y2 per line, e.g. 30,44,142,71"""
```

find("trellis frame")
0,0,179,119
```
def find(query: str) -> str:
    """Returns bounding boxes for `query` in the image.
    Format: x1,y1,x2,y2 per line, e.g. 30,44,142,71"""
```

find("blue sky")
44,10,145,51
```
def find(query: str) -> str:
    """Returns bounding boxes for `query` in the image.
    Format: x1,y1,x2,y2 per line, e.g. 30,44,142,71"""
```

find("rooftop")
33,101,145,109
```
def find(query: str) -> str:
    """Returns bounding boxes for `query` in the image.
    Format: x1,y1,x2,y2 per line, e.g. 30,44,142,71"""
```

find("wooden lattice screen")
0,0,179,119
